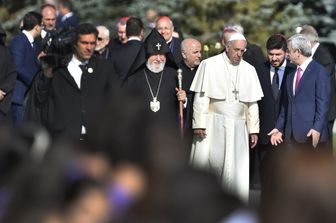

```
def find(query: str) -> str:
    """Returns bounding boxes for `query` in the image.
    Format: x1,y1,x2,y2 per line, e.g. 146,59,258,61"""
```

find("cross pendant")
232,89,239,100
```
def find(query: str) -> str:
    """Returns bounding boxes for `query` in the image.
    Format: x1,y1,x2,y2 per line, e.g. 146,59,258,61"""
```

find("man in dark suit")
256,34,296,200
0,45,17,121
156,16,183,64
109,17,129,50
269,34,330,149
35,3,57,54
56,0,78,29
111,17,144,84
10,11,42,126
28,23,116,140
300,25,336,147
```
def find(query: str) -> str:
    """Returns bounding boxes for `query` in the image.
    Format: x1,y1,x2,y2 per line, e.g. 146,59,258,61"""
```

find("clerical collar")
183,60,195,71
166,36,173,44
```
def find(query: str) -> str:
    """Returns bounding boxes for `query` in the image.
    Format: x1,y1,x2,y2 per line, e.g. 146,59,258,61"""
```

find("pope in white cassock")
189,33,263,202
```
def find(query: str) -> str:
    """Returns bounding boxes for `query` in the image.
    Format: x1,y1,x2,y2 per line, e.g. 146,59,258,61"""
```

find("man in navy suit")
300,25,336,148
269,34,330,149
56,0,78,29
111,17,144,85
10,11,42,126
0,45,17,121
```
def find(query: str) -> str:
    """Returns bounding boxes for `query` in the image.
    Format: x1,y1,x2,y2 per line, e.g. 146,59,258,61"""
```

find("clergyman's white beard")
146,61,165,73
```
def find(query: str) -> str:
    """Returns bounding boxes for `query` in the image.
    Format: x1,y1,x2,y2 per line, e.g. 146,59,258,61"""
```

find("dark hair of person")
266,34,287,51
58,0,74,11
74,23,98,43
21,11,42,31
126,17,144,38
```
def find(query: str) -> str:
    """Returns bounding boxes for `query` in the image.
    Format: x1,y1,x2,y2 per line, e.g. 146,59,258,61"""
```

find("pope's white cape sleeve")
246,101,259,134
192,92,209,129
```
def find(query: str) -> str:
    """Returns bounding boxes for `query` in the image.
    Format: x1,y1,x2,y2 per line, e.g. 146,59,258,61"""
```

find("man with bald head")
156,16,183,64
36,3,57,54
41,4,56,31
190,33,263,203
179,38,202,150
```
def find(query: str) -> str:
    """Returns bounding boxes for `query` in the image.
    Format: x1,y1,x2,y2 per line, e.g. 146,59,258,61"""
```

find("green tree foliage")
0,0,335,50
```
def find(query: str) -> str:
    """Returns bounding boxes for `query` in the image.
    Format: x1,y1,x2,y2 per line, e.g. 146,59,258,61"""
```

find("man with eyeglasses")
94,25,112,59
190,33,263,203
156,16,183,64
27,23,116,140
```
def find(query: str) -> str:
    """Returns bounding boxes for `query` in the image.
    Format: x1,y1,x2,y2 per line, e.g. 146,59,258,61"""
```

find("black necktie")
272,67,279,99
79,63,87,73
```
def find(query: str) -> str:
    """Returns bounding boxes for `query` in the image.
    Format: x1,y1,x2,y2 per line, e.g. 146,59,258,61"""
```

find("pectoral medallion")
150,97,160,112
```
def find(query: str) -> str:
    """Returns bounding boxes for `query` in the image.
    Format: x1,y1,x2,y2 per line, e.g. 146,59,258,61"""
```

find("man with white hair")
190,33,263,202
94,25,112,59
299,25,336,148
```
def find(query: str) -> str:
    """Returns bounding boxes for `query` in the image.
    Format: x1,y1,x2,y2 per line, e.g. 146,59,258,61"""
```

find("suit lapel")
59,67,79,89
287,67,295,98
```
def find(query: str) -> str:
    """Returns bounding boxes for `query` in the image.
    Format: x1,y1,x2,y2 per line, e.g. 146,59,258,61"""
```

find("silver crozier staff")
177,68,184,137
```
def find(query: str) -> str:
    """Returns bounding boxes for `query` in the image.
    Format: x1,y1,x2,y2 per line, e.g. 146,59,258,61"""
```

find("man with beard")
255,34,296,202
189,33,263,203
124,29,186,130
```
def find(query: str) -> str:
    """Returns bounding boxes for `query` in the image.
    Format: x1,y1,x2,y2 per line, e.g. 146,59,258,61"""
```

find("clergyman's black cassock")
123,28,180,128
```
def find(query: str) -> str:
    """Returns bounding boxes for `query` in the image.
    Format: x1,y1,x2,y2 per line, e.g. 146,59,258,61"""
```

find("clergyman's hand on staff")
194,128,207,139
175,88,186,103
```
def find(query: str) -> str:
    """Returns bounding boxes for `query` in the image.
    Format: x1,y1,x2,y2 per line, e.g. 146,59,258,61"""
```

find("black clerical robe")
125,66,179,126
179,61,197,131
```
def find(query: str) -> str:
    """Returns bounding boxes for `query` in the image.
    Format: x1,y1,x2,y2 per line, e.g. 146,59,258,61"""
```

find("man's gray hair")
288,34,312,57
299,25,318,44
96,25,110,38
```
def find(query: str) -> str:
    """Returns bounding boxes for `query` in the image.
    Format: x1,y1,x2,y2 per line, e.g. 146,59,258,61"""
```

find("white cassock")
189,52,263,203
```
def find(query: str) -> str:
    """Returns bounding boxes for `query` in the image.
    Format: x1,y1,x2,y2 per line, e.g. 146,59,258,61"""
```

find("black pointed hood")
123,29,178,82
